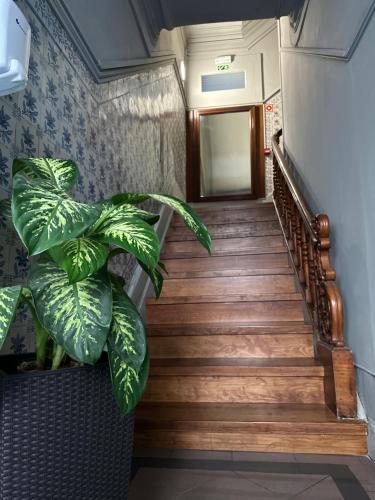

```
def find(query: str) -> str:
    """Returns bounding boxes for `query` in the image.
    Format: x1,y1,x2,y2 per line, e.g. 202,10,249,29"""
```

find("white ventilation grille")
201,72,246,92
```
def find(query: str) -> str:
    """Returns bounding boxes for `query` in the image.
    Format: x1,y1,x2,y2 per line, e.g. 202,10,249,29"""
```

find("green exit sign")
217,64,230,71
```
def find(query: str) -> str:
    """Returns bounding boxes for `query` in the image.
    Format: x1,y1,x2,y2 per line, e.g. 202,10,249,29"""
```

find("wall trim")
47,0,186,86
127,205,173,318
355,363,375,379
281,0,375,62
368,417,375,459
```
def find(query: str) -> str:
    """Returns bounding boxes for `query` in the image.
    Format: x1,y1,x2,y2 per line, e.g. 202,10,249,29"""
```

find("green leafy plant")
0,158,211,413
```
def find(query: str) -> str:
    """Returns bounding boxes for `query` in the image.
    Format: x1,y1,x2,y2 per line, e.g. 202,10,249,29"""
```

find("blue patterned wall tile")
0,0,186,355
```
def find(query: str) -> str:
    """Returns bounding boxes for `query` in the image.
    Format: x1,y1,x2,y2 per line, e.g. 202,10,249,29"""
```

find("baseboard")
368,417,375,459
127,204,173,319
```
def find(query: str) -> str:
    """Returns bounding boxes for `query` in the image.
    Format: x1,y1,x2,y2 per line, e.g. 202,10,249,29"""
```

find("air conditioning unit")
0,0,31,97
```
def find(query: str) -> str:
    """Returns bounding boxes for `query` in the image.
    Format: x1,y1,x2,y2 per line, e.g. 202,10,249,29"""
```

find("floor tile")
294,453,362,465
233,451,296,463
294,476,343,499
236,471,326,496
171,449,232,461
129,467,214,500
179,472,284,500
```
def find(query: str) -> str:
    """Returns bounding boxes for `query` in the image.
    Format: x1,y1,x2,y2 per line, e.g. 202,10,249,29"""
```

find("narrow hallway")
135,200,367,455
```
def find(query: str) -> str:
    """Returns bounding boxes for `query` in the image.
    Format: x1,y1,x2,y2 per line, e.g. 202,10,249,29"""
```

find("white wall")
187,53,263,108
186,23,281,109
279,2,375,451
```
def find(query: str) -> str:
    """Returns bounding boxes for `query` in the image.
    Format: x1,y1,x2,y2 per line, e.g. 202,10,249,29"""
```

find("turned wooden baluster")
272,131,345,348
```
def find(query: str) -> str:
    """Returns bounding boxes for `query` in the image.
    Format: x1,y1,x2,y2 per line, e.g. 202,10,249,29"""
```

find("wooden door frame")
186,105,265,203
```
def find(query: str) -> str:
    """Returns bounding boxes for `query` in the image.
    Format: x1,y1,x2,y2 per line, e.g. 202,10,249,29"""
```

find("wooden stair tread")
149,357,324,376
162,236,286,259
172,208,277,226
148,293,303,305
135,402,367,434
191,201,274,213
162,253,290,270
167,221,282,241
151,275,296,303
147,301,305,325
148,322,313,336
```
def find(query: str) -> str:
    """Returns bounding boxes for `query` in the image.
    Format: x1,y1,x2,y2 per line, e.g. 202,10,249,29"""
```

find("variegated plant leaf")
49,238,109,284
138,260,164,299
13,158,78,192
90,200,159,234
92,215,160,270
111,193,149,205
0,286,22,350
112,193,212,254
28,258,112,364
108,345,149,414
12,175,100,255
107,286,146,367
149,194,212,254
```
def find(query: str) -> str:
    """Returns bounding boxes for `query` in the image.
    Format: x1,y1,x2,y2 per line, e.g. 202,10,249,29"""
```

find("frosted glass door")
199,112,251,197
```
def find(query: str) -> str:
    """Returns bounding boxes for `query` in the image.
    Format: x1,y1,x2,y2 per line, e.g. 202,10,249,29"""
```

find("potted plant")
0,158,211,500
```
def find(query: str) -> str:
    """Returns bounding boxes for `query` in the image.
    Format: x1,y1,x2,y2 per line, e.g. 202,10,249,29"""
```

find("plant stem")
51,344,65,370
26,299,49,370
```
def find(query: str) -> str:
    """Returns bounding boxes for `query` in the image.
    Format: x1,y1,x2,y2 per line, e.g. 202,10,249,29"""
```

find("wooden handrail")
272,129,345,348
271,130,317,243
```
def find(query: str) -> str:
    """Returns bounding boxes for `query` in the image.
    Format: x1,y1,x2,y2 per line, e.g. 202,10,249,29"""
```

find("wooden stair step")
149,358,325,377
162,236,286,259
149,293,303,305
148,332,313,359
157,275,297,298
135,403,367,455
161,253,290,276
143,374,324,404
148,322,313,337
172,207,277,226
147,301,305,325
167,221,282,241
191,201,274,213
163,267,294,279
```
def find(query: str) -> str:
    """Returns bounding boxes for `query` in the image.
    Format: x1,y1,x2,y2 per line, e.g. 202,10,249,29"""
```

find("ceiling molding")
242,19,277,50
186,20,277,58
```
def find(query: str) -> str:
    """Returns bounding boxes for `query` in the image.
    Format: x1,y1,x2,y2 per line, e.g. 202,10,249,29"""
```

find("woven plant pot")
0,361,134,500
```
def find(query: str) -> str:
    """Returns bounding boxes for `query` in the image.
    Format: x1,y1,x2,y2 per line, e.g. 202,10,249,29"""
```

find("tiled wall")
264,91,283,197
0,0,186,354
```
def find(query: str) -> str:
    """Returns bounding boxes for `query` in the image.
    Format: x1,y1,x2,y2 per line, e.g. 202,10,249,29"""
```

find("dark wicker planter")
0,361,134,500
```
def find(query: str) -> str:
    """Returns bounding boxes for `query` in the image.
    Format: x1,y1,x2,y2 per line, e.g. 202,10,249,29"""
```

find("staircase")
135,200,368,455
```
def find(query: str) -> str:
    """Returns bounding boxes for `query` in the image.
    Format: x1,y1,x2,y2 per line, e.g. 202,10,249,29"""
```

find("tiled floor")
130,449,375,499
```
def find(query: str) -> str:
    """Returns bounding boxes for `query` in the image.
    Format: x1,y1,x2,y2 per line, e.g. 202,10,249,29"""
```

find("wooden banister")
272,130,357,418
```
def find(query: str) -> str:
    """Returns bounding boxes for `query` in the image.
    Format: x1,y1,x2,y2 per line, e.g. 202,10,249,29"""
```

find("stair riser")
167,221,281,241
148,334,314,359
160,275,297,297
172,209,277,226
161,254,290,275
135,431,367,455
143,376,325,404
147,302,305,325
162,236,286,259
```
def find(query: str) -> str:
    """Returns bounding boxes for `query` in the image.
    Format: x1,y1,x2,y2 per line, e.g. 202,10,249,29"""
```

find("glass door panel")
199,111,251,197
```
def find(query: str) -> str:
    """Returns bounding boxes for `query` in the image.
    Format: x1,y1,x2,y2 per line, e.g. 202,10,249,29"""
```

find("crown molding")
242,19,277,50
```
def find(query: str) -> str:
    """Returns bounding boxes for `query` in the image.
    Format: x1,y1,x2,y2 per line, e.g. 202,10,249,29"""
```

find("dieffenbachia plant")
0,158,211,414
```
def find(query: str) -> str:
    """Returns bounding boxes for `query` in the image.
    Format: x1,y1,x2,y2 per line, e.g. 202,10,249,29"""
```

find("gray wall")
279,1,375,453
